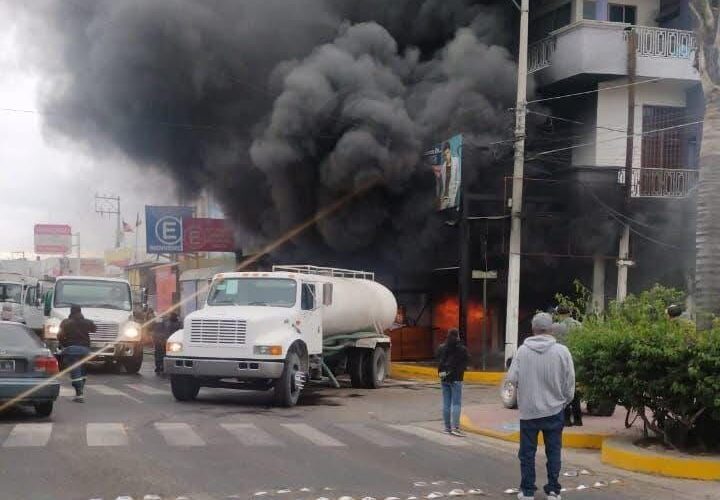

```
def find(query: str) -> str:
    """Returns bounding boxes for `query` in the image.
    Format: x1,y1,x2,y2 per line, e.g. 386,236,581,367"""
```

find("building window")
584,1,597,20
530,2,572,41
609,4,637,24
642,106,685,170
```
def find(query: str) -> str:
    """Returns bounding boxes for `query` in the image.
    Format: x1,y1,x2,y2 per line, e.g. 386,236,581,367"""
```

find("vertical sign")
425,134,463,211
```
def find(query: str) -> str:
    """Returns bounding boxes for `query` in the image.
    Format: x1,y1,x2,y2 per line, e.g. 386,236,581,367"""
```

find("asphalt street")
0,358,713,500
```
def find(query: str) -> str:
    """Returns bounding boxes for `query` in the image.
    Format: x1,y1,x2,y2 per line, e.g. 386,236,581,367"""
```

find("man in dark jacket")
58,305,96,402
153,311,182,373
437,328,470,436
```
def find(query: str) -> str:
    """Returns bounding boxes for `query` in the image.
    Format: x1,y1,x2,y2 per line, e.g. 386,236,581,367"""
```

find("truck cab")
42,276,144,373
0,274,44,331
165,266,395,407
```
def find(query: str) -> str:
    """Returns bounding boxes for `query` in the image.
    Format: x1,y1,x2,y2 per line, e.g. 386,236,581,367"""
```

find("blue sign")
145,206,194,253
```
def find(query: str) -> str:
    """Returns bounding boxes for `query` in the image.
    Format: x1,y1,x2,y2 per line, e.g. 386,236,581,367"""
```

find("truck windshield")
54,280,132,311
207,278,296,307
0,283,22,303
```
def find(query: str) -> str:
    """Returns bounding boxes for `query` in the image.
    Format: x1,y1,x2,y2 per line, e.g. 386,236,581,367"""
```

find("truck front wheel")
363,347,387,389
122,349,143,374
170,375,200,401
274,351,303,407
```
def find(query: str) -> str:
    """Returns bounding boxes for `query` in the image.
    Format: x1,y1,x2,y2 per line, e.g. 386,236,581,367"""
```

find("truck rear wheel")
170,375,200,401
349,349,367,388
274,351,302,407
363,346,387,389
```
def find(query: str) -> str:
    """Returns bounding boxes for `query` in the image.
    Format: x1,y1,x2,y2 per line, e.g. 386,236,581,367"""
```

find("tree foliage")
563,286,720,451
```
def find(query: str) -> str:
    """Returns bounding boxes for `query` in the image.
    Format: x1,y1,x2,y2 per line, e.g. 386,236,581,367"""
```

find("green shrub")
564,285,720,451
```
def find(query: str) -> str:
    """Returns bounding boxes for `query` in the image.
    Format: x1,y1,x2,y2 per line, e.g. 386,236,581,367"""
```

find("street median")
389,363,504,385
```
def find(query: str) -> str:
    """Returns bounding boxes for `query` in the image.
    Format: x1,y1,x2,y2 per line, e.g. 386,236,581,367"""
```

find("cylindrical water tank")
320,277,397,337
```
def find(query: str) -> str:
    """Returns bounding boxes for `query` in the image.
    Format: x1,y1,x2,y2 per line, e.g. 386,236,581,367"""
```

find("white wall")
587,78,689,168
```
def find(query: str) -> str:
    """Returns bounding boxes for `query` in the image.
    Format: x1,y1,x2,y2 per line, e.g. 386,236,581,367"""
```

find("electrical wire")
526,78,665,104
526,119,704,160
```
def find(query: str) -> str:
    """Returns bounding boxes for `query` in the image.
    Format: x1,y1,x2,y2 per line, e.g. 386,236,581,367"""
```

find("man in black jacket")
153,312,182,373
58,305,96,402
437,328,470,436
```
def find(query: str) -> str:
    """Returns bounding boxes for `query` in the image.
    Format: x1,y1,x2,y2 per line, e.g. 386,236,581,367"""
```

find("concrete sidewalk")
461,403,639,449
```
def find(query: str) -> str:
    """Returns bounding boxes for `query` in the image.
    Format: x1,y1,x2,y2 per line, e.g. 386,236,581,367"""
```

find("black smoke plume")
18,0,519,270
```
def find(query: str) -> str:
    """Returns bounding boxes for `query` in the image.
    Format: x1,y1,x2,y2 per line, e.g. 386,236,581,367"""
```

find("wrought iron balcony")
630,26,696,59
617,167,699,198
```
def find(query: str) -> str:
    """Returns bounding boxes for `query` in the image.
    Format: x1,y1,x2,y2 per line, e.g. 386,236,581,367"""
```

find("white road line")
220,423,284,447
281,423,346,447
59,386,75,397
154,423,205,446
125,383,167,395
388,425,470,446
3,423,53,447
86,423,128,446
86,384,144,403
335,423,409,447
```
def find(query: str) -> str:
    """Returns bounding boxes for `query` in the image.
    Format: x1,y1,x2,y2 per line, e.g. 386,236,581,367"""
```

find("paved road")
0,360,711,500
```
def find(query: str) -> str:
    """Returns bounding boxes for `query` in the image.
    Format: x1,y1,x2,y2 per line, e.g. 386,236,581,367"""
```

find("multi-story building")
519,0,701,313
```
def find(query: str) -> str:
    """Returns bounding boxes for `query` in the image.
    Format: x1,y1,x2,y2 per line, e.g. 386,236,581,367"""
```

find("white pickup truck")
42,276,144,373
164,265,397,406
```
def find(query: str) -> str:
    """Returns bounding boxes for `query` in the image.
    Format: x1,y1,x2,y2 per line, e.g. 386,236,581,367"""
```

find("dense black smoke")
18,0,519,270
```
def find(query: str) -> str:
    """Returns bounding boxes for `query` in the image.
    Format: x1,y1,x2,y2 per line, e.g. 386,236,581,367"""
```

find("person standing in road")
57,305,96,403
153,311,182,373
507,312,575,500
437,328,469,436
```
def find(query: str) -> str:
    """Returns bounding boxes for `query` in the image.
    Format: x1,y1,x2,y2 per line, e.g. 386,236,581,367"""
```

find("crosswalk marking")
59,386,75,397
87,423,128,446
125,383,167,395
281,423,346,447
388,425,470,446
335,423,409,447
220,423,284,447
3,423,53,447
87,384,143,403
154,423,205,446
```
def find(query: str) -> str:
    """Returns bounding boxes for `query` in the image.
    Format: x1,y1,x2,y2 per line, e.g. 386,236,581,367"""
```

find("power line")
526,78,664,104
526,119,704,160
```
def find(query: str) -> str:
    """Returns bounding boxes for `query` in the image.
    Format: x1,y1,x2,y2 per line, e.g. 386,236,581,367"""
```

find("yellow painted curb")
601,437,720,481
460,413,609,450
390,363,504,385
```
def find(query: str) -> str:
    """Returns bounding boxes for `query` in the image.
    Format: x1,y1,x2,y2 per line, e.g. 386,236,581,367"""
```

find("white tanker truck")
164,265,397,406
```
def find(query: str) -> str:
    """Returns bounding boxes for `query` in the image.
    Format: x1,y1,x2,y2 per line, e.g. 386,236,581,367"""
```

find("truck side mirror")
43,291,52,317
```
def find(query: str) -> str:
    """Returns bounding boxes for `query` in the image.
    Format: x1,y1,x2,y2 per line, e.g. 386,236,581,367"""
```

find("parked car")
0,321,60,417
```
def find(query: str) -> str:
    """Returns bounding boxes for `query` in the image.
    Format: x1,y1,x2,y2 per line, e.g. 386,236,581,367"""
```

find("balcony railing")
629,26,696,59
617,167,699,198
528,37,556,74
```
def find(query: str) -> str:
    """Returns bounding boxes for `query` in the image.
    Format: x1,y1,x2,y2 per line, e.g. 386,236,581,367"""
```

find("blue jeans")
441,381,463,430
62,345,91,395
519,411,564,496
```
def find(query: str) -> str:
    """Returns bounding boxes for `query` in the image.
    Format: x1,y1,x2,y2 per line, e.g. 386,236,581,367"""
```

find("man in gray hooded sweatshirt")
507,312,575,500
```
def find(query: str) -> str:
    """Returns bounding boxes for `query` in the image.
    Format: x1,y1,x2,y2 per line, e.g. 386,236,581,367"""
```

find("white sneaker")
546,493,561,500
516,493,534,499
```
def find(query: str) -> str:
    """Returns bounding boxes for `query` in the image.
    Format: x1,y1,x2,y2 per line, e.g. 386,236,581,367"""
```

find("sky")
0,15,177,259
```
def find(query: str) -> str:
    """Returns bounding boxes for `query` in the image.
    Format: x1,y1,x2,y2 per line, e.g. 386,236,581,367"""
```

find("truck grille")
90,321,120,342
189,319,247,345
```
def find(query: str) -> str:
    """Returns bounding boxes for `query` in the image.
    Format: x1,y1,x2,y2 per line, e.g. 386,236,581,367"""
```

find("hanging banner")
182,218,235,252
425,134,463,211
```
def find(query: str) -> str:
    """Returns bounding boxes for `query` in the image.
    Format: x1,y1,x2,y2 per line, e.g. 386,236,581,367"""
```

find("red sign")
34,224,72,254
182,218,234,252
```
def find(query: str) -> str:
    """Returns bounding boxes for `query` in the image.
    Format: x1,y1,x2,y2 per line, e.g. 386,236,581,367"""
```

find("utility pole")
504,0,529,365
72,233,81,275
458,147,470,343
95,194,122,249
617,28,637,301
